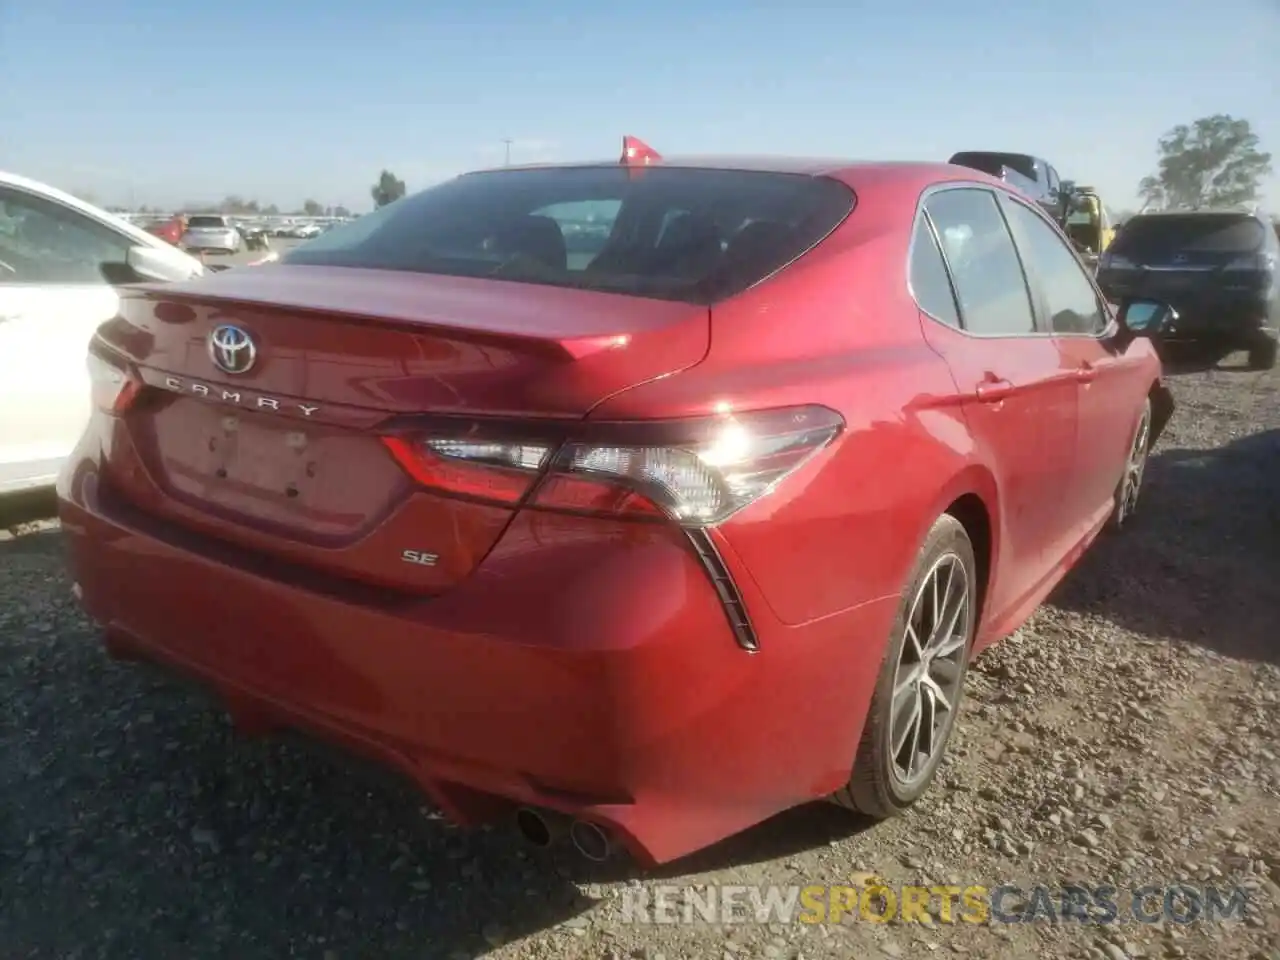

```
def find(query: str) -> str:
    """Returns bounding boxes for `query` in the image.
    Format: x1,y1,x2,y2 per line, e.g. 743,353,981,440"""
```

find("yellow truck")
1063,186,1115,266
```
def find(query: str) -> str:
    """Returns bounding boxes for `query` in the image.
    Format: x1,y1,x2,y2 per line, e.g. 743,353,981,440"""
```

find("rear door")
912,185,1080,621
0,185,134,492
999,193,1146,535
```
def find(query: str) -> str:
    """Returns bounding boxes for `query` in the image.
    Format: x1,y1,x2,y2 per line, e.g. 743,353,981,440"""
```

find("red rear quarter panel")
590,173,994,631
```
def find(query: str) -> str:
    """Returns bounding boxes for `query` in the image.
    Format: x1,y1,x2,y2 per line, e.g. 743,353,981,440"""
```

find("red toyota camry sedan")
57,141,1175,866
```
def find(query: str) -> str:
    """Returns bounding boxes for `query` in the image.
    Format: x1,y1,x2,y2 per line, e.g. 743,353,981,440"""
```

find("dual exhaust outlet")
514,806,613,862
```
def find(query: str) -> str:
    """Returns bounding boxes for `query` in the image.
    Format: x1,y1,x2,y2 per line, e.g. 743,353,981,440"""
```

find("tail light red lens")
382,405,843,527
87,350,142,415
382,436,553,505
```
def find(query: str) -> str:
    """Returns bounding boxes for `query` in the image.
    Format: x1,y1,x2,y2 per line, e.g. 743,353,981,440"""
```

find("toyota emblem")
208,324,257,375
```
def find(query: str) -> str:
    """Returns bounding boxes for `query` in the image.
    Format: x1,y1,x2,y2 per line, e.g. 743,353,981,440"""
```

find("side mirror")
125,244,202,283
1116,298,1176,337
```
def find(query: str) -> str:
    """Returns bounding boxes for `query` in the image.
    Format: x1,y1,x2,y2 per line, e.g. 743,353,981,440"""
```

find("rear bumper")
1098,276,1276,343
181,233,239,251
55,442,895,865
1162,309,1277,344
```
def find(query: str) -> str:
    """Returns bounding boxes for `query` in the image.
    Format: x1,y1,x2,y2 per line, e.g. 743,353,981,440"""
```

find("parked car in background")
58,143,1175,866
234,221,273,251
142,214,187,247
181,214,243,254
0,170,204,496
1096,209,1279,369
270,221,322,239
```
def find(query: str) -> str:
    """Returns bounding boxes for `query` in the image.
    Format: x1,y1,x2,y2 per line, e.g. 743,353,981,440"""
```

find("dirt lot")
2,357,1277,960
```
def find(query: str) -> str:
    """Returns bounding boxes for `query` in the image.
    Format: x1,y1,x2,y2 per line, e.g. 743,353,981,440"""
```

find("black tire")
1247,337,1277,371
831,513,977,818
1107,397,1152,531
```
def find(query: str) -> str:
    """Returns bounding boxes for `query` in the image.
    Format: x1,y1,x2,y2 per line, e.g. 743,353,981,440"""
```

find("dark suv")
1097,210,1278,369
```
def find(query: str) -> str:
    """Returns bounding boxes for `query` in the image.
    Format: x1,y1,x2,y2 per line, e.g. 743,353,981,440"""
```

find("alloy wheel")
1118,406,1152,523
888,552,971,789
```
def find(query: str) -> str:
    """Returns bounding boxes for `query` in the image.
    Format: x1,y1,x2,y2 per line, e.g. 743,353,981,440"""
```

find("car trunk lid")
95,265,709,592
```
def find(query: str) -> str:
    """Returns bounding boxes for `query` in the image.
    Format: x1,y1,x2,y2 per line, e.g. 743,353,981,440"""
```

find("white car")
181,214,243,254
0,170,205,496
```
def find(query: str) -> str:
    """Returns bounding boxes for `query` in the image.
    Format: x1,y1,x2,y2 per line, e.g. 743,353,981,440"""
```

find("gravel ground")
2,355,1277,960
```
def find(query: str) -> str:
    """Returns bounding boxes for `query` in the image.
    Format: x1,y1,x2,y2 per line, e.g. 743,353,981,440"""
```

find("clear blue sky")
1,0,1276,212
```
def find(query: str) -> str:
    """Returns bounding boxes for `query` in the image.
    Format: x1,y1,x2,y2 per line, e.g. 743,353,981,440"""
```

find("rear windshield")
949,152,1036,180
187,216,227,229
280,166,855,304
1111,214,1265,257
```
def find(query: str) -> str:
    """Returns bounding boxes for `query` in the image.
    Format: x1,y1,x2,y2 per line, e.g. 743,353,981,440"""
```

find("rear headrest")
652,211,722,278
724,220,792,273
657,211,720,251
492,214,567,271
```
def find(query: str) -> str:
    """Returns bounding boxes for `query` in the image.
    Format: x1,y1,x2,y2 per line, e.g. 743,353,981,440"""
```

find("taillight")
382,405,844,527
1098,252,1134,270
381,436,553,505
1224,252,1276,272
87,350,141,415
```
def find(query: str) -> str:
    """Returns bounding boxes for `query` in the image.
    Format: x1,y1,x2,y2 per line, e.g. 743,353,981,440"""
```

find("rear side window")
1110,214,1265,257
281,166,855,305
924,188,1036,335
1003,199,1106,335
909,215,960,327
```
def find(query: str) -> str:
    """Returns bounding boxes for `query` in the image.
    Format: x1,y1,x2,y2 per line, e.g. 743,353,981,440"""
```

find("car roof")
461,157,1000,192
1129,208,1268,220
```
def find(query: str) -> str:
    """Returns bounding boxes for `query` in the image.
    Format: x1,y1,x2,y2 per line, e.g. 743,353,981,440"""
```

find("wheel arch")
943,492,993,631
1149,380,1175,448
920,465,1001,636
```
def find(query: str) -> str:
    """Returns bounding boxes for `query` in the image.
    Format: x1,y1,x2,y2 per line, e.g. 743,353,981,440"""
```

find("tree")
218,196,261,215
333,205,352,218
302,199,324,216
1138,114,1272,211
371,170,406,208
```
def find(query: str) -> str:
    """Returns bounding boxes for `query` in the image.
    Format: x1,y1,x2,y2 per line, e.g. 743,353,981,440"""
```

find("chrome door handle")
975,378,1014,402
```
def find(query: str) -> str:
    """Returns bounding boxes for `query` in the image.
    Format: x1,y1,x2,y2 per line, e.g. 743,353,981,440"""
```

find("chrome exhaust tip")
569,819,612,862
514,807,562,848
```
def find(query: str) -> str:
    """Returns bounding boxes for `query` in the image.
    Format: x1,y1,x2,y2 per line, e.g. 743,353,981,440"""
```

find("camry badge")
208,324,257,375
